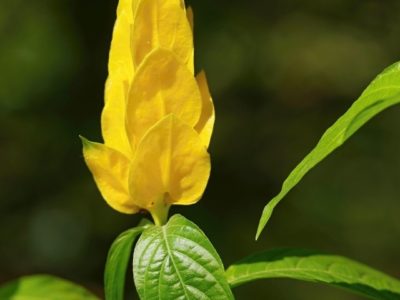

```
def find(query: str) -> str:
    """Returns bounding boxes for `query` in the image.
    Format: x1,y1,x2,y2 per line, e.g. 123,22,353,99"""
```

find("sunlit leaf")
256,62,400,239
133,214,234,300
0,275,99,300
226,248,400,300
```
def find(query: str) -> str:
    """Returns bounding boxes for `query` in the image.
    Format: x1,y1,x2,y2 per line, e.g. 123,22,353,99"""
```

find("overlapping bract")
81,0,214,224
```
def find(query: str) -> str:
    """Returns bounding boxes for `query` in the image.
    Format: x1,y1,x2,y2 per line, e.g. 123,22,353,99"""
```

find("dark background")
1,0,400,299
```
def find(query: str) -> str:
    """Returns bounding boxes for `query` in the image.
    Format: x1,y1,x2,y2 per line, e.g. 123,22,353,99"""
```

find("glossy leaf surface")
226,248,400,300
133,214,234,300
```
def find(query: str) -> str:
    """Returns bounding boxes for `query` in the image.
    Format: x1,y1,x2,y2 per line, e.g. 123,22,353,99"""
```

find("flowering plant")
1,0,400,299
80,0,213,227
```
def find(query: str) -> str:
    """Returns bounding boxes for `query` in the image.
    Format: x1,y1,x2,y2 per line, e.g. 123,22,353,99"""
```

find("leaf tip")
255,204,274,240
79,135,89,146
79,135,97,150
255,222,264,241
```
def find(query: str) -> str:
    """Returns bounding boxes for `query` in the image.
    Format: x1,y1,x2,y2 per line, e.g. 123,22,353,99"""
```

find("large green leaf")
133,214,234,300
105,219,152,300
256,62,400,239
226,248,400,300
0,274,99,300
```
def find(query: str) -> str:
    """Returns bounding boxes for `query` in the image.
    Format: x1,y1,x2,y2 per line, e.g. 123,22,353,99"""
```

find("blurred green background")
1,0,400,299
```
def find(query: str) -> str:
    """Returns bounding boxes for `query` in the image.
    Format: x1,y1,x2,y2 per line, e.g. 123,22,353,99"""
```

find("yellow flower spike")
129,114,211,225
195,71,215,148
80,136,140,214
132,0,194,73
126,48,202,150
82,0,215,224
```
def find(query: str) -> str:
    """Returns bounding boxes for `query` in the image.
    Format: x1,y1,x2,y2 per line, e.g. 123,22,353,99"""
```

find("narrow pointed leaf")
133,214,234,300
0,275,99,300
256,62,400,239
105,219,152,300
226,248,400,300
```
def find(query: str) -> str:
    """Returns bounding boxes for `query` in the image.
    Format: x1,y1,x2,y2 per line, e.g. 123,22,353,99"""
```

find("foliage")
256,62,400,239
133,215,233,300
226,248,400,300
104,219,152,300
0,275,99,300
1,0,400,299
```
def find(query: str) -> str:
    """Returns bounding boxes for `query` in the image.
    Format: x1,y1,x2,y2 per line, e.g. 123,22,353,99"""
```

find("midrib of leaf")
133,215,234,300
162,226,191,300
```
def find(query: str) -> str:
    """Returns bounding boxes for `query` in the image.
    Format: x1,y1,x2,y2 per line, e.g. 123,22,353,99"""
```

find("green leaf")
0,274,99,300
105,219,152,300
133,214,234,300
226,248,400,300
256,62,400,239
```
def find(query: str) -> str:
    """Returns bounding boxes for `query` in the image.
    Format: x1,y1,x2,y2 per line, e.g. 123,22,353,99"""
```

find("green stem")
149,200,170,226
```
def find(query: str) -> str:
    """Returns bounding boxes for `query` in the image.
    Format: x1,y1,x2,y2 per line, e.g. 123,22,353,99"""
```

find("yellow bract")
81,0,215,225
132,0,194,73
129,115,211,225
195,71,215,148
81,137,139,214
126,48,202,150
102,79,131,157
102,0,134,157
